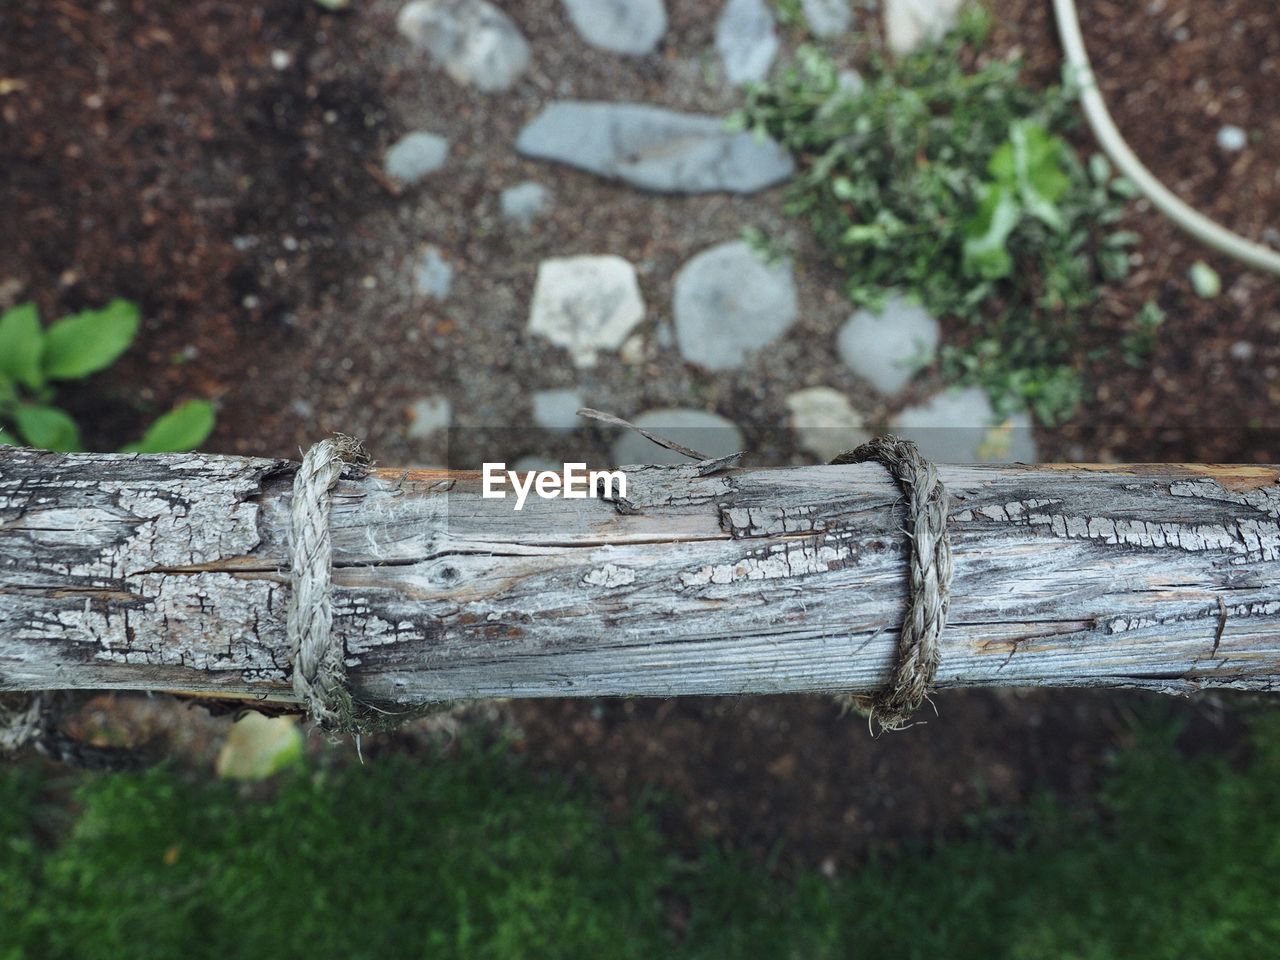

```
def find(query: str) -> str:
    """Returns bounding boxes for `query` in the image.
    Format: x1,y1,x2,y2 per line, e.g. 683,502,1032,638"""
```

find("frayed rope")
287,434,372,734
830,436,953,733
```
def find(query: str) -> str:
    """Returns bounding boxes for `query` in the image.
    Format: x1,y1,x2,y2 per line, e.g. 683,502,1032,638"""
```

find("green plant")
738,27,1145,424
772,0,804,30
741,225,794,266
1121,300,1166,366
0,300,214,452
6,709,1280,959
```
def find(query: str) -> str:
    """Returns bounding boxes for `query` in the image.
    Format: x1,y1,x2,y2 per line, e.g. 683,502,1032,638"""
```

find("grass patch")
739,15,1147,424
4,713,1280,959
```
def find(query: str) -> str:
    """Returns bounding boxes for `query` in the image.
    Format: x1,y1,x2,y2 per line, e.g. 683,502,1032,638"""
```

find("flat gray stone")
785,387,870,462
837,295,939,396
715,0,778,86
413,246,454,300
803,0,852,37
884,0,965,54
531,388,585,432
406,395,452,439
889,387,1038,463
561,0,666,54
500,180,550,227
516,101,795,194
528,255,646,368
611,408,744,466
673,240,797,371
384,131,449,184
396,0,530,92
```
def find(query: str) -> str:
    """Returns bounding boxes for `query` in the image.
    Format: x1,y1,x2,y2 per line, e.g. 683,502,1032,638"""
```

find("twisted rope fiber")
831,436,953,732
288,434,371,732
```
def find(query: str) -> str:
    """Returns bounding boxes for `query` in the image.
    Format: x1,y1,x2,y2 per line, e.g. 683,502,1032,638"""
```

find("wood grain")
2,448,1278,706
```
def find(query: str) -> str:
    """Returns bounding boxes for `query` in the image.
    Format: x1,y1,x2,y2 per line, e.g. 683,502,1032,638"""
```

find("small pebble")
1189,260,1221,299
531,389,585,432
384,131,450,184
1217,125,1247,152
413,246,454,301
500,181,550,228
618,333,645,365
396,0,530,92
406,396,452,439
1229,341,1255,361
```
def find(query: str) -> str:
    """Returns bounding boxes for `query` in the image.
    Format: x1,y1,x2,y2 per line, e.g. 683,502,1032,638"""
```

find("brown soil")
2,0,1277,870
990,0,1280,464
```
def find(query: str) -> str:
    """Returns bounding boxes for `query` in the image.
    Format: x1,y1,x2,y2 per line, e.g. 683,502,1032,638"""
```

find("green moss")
4,713,1280,959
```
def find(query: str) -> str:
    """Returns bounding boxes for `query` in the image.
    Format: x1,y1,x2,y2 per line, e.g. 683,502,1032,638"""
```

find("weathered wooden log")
2,448,1279,707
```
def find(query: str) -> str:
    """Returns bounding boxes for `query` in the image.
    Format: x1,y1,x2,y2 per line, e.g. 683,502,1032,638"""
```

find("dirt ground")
2,0,1277,869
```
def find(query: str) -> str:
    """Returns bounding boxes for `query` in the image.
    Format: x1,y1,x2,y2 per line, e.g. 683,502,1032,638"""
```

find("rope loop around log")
831,436,953,732
288,434,371,734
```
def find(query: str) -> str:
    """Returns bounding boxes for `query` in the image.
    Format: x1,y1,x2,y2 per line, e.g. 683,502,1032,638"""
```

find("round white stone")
413,246,454,300
500,181,550,227
396,0,530,92
803,0,852,37
528,256,646,368
785,387,870,462
560,0,666,55
889,387,1037,463
716,0,778,86
837,295,940,396
531,388,586,431
673,240,798,371
384,131,450,184
406,395,452,439
1217,125,1247,152
883,0,966,54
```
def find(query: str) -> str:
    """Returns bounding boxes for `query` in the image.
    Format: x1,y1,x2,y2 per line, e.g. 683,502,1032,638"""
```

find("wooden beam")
2,448,1279,707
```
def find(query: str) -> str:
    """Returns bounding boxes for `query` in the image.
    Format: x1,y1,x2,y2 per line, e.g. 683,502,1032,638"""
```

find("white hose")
1051,0,1280,276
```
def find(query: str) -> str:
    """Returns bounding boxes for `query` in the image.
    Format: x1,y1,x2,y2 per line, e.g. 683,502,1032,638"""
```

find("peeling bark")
2,448,1279,706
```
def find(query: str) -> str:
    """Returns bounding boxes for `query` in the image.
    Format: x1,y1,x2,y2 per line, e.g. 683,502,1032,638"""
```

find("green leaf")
121,399,215,453
13,404,82,451
1189,260,1222,299
41,299,140,380
989,121,1070,230
1088,153,1112,185
962,185,1021,280
0,303,45,389
1110,176,1140,199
